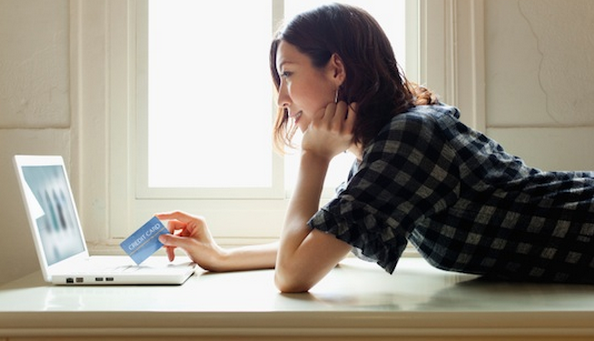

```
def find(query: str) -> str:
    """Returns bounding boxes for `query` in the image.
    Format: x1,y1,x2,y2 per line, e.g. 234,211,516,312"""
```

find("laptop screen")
21,165,85,266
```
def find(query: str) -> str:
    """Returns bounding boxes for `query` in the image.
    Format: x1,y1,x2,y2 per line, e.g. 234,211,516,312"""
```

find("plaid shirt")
309,105,594,283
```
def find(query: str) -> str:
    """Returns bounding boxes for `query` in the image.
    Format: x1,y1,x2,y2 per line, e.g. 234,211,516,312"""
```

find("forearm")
215,241,278,272
275,151,332,289
280,151,329,250
274,103,357,291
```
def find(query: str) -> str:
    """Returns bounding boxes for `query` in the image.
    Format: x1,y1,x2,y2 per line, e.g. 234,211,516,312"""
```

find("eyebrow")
276,60,295,72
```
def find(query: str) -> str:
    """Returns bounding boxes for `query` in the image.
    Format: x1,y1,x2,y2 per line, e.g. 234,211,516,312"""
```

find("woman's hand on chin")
301,102,357,161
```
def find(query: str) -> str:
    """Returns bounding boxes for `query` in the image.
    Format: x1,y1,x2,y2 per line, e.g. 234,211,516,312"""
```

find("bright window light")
147,0,406,194
148,1,273,188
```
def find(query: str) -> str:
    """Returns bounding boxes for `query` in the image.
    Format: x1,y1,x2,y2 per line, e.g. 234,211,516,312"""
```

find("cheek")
300,91,332,116
308,84,337,110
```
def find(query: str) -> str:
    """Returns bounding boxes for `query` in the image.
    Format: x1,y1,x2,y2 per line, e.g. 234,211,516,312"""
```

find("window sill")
1,258,593,340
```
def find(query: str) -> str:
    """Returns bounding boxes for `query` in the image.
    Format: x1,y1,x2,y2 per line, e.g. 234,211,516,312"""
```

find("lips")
290,111,302,124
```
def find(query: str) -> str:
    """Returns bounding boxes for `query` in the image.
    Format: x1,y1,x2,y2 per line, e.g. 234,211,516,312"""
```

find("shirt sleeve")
308,112,461,273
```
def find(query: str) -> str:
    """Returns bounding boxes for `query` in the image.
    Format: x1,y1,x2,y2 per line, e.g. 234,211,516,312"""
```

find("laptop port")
106,277,114,282
66,278,74,284
76,277,84,283
95,277,104,282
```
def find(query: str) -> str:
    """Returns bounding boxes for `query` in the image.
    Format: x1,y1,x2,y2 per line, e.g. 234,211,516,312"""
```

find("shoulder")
372,104,461,148
360,105,461,166
390,104,461,129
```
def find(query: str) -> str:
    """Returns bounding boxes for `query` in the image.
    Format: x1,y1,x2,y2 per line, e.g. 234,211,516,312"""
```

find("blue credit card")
120,216,169,265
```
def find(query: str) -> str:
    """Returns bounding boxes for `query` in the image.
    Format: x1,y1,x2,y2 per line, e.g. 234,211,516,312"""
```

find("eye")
281,71,292,78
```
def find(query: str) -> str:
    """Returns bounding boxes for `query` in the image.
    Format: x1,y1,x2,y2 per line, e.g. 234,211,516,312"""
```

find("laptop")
13,155,196,285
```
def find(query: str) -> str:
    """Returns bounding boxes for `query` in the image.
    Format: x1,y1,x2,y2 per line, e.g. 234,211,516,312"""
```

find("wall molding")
417,0,485,131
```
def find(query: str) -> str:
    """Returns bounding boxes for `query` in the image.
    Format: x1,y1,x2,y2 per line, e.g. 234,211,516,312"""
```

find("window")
145,1,275,194
74,0,484,247
132,0,414,244
140,0,408,200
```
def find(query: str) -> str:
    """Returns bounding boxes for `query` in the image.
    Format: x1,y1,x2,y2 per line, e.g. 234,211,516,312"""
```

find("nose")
277,81,290,109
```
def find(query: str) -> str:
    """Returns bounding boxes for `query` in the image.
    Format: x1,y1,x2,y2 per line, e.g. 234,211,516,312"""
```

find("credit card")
120,216,169,265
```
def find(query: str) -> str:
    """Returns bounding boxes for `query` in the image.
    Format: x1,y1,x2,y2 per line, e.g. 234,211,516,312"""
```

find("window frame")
71,0,485,250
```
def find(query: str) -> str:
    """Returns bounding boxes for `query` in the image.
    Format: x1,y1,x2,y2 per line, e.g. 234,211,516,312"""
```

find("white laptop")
13,155,196,285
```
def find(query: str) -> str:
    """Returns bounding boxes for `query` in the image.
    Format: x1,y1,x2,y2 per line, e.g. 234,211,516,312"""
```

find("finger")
156,211,205,226
176,227,191,237
322,102,337,126
159,233,194,251
155,211,192,222
344,102,358,133
332,101,348,131
161,219,188,234
308,107,326,131
165,246,176,262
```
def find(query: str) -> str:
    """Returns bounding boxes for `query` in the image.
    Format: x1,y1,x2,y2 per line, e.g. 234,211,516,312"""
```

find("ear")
327,53,346,86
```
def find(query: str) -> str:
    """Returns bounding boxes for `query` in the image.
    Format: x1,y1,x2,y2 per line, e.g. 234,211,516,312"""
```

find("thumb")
159,233,191,249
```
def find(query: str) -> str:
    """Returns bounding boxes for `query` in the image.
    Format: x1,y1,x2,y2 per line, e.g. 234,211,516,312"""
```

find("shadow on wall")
0,130,71,284
0,152,38,285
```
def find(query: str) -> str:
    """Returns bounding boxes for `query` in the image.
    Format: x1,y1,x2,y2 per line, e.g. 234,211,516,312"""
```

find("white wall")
1,0,593,284
484,0,594,171
0,0,71,284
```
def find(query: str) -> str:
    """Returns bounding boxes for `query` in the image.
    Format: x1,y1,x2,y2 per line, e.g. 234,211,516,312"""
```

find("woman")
157,3,594,292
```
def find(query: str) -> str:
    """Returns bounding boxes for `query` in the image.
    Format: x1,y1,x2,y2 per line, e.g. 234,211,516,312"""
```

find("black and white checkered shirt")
309,104,594,283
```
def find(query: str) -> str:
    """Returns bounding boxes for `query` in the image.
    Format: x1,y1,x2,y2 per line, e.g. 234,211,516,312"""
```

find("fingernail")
159,235,166,243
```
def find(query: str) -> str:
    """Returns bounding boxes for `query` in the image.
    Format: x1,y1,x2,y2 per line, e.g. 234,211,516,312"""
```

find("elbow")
274,261,317,293
274,271,314,293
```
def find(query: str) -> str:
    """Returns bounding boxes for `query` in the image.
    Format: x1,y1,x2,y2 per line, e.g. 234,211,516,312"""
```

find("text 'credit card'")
120,216,169,265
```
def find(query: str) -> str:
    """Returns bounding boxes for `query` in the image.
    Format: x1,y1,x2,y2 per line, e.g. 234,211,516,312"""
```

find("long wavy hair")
269,3,438,152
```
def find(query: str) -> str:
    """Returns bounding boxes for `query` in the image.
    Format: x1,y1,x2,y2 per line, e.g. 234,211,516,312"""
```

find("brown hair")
269,3,438,152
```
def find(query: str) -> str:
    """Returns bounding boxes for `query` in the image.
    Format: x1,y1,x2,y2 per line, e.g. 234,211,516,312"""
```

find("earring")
334,88,339,103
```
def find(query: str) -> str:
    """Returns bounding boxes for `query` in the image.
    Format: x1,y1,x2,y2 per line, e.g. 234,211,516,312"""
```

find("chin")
296,122,307,133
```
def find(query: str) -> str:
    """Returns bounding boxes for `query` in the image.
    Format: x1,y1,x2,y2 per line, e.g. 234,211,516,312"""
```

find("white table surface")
1,257,594,338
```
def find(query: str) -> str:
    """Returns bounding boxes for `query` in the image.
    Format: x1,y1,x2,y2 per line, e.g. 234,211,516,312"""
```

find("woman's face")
275,41,339,132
